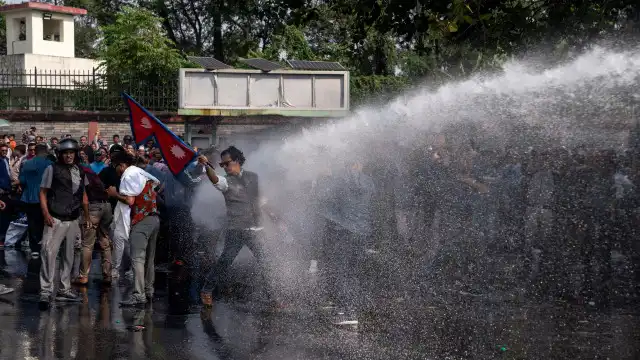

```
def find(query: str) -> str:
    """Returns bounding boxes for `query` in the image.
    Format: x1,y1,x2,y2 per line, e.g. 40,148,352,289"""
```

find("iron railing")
0,68,179,112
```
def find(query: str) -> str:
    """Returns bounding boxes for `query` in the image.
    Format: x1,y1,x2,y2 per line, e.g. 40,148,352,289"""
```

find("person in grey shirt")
198,146,275,307
39,138,88,306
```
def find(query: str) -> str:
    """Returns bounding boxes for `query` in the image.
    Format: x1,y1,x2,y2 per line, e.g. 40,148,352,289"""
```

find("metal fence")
0,68,179,112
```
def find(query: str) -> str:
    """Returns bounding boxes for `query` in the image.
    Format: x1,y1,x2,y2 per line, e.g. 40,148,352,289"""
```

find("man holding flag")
123,94,204,265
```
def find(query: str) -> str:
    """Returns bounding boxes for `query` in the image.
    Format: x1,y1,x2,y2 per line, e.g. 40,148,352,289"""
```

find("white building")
0,1,101,110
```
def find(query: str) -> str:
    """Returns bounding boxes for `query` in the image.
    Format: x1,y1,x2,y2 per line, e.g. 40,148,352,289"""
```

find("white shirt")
113,166,160,240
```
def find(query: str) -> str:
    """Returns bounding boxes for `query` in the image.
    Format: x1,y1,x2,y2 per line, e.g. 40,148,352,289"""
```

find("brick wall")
3,121,187,143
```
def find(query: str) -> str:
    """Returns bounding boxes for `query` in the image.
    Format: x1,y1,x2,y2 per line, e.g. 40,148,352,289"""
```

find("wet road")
1,249,639,360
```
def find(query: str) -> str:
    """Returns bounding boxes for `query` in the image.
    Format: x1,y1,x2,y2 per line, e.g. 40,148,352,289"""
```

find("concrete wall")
5,10,33,55
5,10,75,58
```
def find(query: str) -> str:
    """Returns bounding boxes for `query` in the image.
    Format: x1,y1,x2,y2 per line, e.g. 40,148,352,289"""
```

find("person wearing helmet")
38,138,88,305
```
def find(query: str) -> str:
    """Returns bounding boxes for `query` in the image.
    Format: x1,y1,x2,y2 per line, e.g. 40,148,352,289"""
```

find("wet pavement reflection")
1,249,639,360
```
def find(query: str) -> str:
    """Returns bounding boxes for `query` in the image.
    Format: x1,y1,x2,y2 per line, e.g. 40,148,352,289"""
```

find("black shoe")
39,293,51,309
55,290,82,302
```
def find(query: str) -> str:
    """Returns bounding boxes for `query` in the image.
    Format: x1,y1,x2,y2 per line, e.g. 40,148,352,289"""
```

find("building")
0,3,350,147
0,1,100,111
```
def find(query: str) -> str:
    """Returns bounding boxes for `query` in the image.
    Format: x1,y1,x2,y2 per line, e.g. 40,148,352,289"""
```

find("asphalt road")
1,249,639,360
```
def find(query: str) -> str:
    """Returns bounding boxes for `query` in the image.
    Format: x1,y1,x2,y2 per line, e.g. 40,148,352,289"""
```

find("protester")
125,144,136,156
0,143,13,248
22,127,36,145
109,151,160,306
75,162,113,285
199,146,275,307
39,138,87,304
79,135,94,163
90,148,109,174
102,145,127,279
9,144,26,183
110,134,121,150
19,143,52,257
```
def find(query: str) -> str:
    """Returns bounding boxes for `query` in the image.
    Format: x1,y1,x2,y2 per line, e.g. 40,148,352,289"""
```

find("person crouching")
39,138,88,305
108,152,160,306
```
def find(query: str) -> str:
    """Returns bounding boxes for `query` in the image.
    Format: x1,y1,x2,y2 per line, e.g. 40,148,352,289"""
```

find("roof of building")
0,2,87,15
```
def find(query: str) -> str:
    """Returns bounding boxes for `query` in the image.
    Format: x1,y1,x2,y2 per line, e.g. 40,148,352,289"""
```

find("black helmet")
57,138,79,153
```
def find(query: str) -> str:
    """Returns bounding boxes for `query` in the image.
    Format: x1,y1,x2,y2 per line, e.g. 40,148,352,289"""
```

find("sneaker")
39,293,51,305
120,296,147,307
0,284,15,296
55,289,82,302
0,242,4,249
111,270,120,279
30,252,39,258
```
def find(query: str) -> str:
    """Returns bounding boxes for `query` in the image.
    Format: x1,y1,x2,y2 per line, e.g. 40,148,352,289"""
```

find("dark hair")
113,134,120,139
111,151,136,167
50,137,58,142
136,155,150,167
35,143,48,154
30,126,36,131
220,146,245,166
0,143,8,149
80,135,87,139
15,144,26,155
46,154,56,162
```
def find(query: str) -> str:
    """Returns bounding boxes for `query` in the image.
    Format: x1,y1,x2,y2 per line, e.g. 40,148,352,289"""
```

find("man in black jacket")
39,138,88,305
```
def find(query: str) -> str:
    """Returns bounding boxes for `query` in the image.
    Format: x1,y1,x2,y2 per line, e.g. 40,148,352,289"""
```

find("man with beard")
39,138,88,305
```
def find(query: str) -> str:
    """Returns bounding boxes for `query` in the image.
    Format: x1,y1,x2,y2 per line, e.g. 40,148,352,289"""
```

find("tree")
98,6,185,81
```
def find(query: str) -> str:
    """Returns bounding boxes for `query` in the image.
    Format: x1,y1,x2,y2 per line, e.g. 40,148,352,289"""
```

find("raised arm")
197,155,228,192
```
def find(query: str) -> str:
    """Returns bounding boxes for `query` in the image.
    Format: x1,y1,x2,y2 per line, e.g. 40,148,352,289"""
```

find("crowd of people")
0,126,213,308
1,122,639,327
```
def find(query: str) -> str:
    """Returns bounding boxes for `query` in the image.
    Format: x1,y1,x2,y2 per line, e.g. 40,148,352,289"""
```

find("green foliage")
260,25,316,62
350,76,412,105
51,0,640,108
98,6,186,82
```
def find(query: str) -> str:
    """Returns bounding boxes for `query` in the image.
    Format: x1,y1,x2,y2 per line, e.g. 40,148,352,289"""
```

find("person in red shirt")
107,152,160,306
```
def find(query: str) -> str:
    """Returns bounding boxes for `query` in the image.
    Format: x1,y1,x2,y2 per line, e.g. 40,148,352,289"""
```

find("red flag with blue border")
123,93,197,175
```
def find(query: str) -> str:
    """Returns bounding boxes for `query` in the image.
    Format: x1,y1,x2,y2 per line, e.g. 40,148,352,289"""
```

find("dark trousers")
0,194,18,243
24,202,44,253
202,229,272,299
167,206,194,263
323,224,368,309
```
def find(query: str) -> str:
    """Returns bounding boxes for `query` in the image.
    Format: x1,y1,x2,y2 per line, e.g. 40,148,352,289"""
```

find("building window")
15,18,27,41
43,18,63,42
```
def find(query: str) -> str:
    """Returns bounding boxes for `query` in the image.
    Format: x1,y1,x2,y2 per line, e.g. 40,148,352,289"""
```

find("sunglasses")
219,160,233,168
